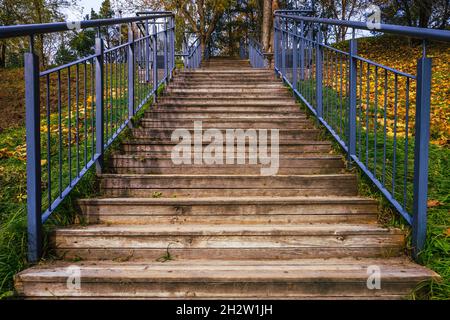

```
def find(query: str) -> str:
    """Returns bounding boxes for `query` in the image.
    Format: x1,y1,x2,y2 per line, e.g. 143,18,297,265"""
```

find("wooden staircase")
15,57,438,299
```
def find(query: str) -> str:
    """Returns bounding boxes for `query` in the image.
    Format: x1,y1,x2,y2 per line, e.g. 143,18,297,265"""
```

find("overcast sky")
65,0,103,20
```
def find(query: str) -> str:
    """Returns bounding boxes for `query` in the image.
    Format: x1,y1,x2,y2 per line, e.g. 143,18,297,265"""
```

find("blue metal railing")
176,37,203,69
271,11,450,257
0,11,176,262
248,38,268,68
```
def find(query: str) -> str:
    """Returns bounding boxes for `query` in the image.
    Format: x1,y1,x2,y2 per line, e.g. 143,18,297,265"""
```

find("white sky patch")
64,0,103,20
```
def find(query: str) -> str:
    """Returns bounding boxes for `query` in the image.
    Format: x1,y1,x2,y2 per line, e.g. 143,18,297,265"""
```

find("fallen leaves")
427,199,442,208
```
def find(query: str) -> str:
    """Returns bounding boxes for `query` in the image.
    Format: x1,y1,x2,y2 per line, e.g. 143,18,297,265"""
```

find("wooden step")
136,119,314,129
155,99,296,106
50,223,404,261
99,174,358,197
121,141,332,154
158,97,297,104
148,105,300,112
146,103,304,112
16,258,438,299
108,155,344,175
78,196,379,225
143,110,305,119
130,128,319,140
169,83,285,89
167,88,288,94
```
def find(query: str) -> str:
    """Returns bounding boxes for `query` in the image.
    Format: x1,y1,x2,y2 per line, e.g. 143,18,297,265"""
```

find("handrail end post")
25,50,43,263
412,56,432,259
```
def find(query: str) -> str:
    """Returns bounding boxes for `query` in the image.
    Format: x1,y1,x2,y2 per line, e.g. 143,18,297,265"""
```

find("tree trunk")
262,0,272,51
418,0,433,28
0,42,6,68
268,0,279,53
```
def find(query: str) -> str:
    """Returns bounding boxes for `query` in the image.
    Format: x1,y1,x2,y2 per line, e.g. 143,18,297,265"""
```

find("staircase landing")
14,57,438,299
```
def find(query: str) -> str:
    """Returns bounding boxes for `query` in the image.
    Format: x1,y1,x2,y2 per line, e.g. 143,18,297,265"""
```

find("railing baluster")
76,64,80,177
315,27,323,118
83,62,88,166
300,21,305,81
348,36,357,163
152,21,158,101
58,70,62,196
382,69,388,184
392,74,398,194
292,22,298,95
68,66,72,185
46,75,51,210
25,39,42,263
164,18,169,83
128,23,135,121
365,63,370,167
95,37,105,174
373,66,378,175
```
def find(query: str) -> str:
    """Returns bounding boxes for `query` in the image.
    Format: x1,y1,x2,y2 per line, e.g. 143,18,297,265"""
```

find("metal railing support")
164,19,169,83
128,23,135,121
95,37,104,174
300,21,305,80
145,19,150,82
292,22,298,93
315,28,323,117
152,22,158,101
170,17,175,79
25,37,42,263
412,53,432,257
348,35,358,164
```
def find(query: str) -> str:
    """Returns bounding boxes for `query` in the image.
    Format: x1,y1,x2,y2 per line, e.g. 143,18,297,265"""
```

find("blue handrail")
176,37,203,69
0,11,176,262
248,37,268,68
271,11,450,258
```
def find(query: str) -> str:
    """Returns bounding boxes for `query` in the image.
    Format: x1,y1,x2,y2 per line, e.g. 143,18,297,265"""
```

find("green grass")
290,79,449,300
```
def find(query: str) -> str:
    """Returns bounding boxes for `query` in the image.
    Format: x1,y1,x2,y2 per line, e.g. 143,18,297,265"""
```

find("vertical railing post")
128,23,135,121
152,21,158,101
315,27,323,116
348,33,358,164
412,48,432,258
299,21,305,81
170,17,175,78
95,36,104,174
164,18,169,84
145,19,150,83
25,37,42,263
292,22,298,94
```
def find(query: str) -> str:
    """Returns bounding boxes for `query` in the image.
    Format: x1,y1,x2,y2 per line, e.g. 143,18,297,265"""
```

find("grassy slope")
294,35,449,299
342,36,449,299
